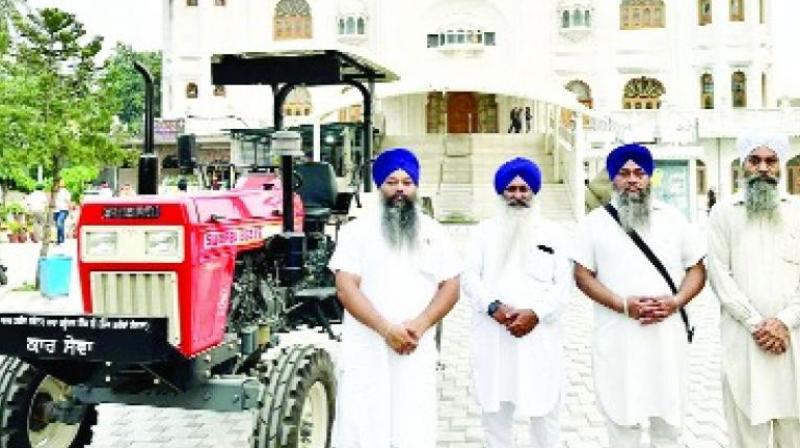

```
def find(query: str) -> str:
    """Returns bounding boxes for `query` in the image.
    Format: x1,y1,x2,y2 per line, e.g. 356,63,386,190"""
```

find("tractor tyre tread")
0,359,97,448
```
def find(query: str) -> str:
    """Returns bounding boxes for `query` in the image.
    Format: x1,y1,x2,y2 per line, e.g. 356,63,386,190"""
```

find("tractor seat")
304,207,331,222
296,161,338,229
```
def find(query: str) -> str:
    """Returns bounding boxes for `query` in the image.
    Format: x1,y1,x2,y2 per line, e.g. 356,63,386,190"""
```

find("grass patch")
12,282,38,292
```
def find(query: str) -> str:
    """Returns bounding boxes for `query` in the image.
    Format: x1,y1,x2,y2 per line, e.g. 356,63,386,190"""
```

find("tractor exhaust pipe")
134,61,158,195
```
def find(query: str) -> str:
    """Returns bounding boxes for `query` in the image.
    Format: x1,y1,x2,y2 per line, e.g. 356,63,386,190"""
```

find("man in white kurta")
328,148,461,448
463,157,571,448
708,133,800,447
572,143,706,448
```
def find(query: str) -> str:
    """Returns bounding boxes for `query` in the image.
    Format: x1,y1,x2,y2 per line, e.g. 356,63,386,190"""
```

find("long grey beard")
744,174,780,223
494,198,536,274
381,195,420,251
613,187,652,233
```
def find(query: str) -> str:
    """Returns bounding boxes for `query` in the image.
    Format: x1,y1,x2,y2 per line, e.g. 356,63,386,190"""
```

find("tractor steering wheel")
292,171,303,190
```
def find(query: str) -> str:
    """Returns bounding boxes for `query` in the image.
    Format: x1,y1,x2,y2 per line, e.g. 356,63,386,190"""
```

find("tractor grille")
89,272,181,346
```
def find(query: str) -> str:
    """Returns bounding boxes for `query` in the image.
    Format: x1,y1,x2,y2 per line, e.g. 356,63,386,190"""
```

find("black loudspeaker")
177,134,197,168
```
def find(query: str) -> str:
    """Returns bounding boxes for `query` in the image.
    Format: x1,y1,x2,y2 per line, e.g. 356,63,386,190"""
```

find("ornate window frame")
274,0,312,41
622,76,665,109
620,0,665,30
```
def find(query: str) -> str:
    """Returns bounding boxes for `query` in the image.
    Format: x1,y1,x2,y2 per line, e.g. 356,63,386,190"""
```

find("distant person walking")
525,106,532,133
25,184,47,243
508,107,518,133
706,188,717,214
53,179,71,245
513,108,523,133
98,181,113,198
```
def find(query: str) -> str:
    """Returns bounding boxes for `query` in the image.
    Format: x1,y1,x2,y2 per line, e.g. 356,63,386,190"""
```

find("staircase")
379,133,575,222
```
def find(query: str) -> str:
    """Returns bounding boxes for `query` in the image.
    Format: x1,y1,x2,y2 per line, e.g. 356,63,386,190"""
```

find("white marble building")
160,0,800,218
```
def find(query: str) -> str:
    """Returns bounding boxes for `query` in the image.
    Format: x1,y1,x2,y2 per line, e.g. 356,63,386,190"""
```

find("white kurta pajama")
571,200,705,446
708,194,800,447
328,211,461,448
462,216,571,448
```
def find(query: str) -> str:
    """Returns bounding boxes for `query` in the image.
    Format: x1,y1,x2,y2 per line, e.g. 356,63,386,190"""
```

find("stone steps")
379,134,572,221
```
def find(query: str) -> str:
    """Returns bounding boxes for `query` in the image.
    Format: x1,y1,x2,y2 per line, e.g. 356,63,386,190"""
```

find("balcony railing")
586,108,800,145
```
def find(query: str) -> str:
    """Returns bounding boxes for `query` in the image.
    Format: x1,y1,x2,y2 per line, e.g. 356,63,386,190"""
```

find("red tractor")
0,49,396,448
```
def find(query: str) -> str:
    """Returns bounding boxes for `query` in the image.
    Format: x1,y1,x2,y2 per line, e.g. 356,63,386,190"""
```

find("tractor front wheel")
252,345,336,448
0,356,97,448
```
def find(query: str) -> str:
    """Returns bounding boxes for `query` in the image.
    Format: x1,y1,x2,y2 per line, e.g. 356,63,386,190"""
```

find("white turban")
737,132,789,164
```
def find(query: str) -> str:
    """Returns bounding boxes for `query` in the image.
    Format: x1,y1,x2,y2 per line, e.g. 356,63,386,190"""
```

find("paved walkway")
0,226,729,447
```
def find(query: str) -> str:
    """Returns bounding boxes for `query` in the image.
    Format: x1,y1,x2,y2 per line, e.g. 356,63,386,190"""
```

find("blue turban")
372,147,420,186
606,143,654,180
493,157,542,195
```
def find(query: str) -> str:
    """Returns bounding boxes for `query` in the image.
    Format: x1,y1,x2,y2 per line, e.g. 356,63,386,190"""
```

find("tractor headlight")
145,230,180,256
85,231,118,256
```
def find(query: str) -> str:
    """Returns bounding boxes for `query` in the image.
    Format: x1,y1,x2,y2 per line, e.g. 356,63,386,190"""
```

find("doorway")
447,92,478,134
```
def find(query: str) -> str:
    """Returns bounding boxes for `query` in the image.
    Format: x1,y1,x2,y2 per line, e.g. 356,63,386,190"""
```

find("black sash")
604,204,695,343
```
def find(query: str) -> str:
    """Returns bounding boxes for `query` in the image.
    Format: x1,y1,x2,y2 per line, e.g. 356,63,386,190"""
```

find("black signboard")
0,314,171,363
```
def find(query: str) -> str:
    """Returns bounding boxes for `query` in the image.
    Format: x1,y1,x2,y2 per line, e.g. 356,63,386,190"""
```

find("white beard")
490,198,538,278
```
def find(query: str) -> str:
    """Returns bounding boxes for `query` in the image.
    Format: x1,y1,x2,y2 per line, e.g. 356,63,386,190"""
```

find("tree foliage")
103,43,162,134
0,7,137,264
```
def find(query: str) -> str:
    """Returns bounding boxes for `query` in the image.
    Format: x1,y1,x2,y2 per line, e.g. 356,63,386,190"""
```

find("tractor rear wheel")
0,356,97,448
252,345,336,448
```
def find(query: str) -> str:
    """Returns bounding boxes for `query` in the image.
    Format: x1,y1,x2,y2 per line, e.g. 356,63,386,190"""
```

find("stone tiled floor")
0,223,729,447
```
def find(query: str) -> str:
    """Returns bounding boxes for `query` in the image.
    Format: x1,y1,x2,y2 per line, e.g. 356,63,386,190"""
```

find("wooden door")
789,165,800,195
447,92,478,134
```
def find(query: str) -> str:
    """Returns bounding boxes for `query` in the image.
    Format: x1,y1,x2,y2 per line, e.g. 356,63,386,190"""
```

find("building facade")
161,0,800,216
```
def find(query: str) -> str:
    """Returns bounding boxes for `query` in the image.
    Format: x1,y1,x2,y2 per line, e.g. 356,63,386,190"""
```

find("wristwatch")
487,300,502,317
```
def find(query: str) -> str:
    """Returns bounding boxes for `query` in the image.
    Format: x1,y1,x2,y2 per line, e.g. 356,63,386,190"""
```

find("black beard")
505,198,531,208
381,194,419,250
745,174,780,221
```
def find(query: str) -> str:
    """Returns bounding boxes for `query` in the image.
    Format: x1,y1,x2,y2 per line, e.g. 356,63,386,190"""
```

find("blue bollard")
38,255,72,298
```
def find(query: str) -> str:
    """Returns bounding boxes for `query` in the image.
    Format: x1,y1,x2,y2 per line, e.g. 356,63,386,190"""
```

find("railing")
695,108,800,138
594,108,800,144
555,119,586,220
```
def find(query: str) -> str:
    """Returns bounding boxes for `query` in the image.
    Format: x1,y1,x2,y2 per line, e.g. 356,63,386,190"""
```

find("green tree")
10,7,135,275
103,43,162,133
0,0,28,53
0,74,38,203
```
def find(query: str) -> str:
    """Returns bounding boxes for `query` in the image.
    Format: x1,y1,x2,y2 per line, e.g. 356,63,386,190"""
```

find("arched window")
186,83,198,99
282,86,312,117
730,0,744,21
620,0,666,30
573,9,583,26
346,17,355,34
701,73,714,109
732,71,747,108
622,76,665,109
338,18,345,34
357,17,366,34
653,6,664,26
566,80,593,108
274,0,312,41
562,10,570,28
699,0,712,25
